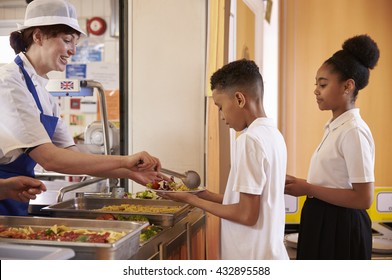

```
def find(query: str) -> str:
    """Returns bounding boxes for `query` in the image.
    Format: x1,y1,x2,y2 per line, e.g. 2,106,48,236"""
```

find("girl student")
285,34,380,259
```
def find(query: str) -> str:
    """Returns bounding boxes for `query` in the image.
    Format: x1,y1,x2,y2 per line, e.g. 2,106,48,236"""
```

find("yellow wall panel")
236,0,255,60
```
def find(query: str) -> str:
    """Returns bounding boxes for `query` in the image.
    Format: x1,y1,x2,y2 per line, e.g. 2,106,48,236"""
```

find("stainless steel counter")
26,178,206,260
28,179,108,215
130,208,205,260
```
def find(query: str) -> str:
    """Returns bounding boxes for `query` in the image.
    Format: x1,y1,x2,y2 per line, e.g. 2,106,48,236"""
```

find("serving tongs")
160,168,201,189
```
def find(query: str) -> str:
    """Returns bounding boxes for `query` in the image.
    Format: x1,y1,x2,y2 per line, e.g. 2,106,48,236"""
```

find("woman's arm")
29,143,161,184
285,175,374,209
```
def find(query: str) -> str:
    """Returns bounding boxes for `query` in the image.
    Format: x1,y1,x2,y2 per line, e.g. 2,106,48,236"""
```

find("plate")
147,187,206,194
284,233,298,249
372,236,392,254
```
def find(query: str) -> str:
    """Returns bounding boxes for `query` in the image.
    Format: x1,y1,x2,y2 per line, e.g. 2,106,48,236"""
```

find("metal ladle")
160,168,201,189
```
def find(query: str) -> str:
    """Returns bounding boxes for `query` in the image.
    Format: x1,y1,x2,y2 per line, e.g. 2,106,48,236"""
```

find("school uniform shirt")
221,118,289,260
307,108,375,188
0,53,74,164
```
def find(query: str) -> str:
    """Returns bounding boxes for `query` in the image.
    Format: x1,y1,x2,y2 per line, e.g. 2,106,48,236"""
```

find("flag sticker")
61,81,74,90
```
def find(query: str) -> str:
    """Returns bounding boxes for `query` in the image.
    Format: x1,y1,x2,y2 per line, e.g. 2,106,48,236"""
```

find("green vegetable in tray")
136,190,157,199
44,229,55,236
140,225,162,243
115,215,149,222
75,235,89,242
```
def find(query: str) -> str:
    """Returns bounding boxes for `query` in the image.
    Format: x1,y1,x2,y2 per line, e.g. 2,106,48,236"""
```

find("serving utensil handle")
160,168,186,179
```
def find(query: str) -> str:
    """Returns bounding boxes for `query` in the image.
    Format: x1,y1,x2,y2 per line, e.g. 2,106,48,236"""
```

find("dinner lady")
0,0,163,216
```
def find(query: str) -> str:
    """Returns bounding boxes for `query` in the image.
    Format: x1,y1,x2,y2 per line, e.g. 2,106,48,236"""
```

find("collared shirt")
0,53,74,164
221,118,289,260
307,108,375,189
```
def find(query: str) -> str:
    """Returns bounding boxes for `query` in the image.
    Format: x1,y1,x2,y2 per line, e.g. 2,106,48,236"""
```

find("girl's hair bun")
342,34,380,69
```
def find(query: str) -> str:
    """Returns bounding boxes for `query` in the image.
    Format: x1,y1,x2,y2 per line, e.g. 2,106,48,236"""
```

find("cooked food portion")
120,190,157,199
135,190,157,199
94,215,162,243
96,213,149,222
0,224,126,243
122,192,133,199
140,225,162,243
146,179,190,191
95,204,182,214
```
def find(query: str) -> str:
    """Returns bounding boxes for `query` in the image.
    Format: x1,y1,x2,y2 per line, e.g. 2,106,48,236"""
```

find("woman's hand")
129,151,162,171
129,170,168,186
0,176,47,202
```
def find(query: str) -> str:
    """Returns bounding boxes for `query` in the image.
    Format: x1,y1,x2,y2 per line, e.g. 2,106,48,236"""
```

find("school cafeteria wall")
128,0,207,193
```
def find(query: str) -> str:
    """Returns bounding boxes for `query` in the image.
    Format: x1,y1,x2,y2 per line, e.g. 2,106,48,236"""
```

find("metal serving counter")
28,179,108,215
131,208,206,260
1,208,205,260
0,216,147,260
23,179,207,260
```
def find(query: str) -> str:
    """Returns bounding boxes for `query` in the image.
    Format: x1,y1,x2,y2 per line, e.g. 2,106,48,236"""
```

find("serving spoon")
160,168,201,189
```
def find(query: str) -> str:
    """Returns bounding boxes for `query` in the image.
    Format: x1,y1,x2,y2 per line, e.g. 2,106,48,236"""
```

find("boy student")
162,59,289,260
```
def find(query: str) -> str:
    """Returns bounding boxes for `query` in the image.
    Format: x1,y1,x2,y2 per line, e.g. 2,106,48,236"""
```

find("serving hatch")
41,197,191,227
0,216,147,260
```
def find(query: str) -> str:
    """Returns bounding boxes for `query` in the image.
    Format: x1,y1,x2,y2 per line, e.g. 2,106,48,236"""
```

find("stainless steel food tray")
0,216,147,260
41,197,191,227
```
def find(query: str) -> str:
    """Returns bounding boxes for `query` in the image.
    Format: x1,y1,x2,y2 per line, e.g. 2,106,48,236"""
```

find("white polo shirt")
0,53,74,164
221,118,289,260
307,108,375,189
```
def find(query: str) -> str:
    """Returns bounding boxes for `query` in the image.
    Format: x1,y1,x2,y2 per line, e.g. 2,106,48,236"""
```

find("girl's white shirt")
307,108,375,189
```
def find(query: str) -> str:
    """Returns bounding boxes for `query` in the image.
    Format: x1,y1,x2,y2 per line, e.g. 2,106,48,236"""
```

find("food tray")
0,216,147,260
0,243,75,260
42,197,191,227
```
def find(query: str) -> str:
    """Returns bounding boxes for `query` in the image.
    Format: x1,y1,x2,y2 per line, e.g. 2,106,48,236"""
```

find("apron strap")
14,55,44,113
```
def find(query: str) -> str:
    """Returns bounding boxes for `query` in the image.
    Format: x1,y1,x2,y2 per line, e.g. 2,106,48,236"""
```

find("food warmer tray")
41,197,192,227
0,243,75,260
0,216,147,260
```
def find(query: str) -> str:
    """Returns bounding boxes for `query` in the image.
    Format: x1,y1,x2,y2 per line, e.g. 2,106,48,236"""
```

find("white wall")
129,0,207,192
262,0,279,123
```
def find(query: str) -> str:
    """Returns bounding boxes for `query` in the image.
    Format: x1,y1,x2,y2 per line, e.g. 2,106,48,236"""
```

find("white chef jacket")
307,108,375,189
221,118,289,260
0,53,74,164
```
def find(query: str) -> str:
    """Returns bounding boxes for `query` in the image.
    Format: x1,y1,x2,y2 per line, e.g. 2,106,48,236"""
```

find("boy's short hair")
210,59,264,98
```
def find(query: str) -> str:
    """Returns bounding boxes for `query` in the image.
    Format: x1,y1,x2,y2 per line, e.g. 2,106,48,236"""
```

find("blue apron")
0,56,58,216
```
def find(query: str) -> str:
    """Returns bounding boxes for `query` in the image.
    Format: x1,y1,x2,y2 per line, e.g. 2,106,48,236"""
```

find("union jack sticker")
61,81,74,90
